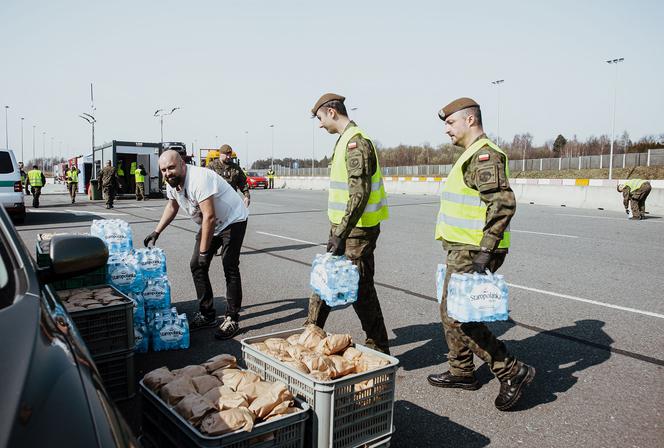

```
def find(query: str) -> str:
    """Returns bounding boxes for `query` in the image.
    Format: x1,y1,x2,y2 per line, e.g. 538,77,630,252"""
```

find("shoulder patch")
478,153,490,162
348,142,358,150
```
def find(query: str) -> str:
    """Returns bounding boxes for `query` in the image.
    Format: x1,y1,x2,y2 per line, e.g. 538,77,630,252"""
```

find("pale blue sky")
1,0,662,165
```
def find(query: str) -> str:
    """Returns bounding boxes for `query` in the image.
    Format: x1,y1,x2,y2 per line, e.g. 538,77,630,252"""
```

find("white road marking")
508,283,664,319
511,229,579,239
257,230,664,319
256,231,325,246
28,209,126,216
556,213,663,223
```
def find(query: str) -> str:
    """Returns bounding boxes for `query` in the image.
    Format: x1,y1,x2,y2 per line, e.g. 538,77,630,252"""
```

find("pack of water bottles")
147,307,190,351
128,292,149,353
107,252,144,294
437,264,510,323
310,253,360,307
91,219,134,255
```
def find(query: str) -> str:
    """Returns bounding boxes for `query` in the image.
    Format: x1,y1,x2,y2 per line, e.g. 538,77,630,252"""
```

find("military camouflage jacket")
443,134,516,252
332,121,379,240
99,166,119,188
207,159,250,199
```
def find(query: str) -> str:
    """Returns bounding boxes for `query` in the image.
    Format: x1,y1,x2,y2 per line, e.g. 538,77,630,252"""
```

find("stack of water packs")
91,219,189,352
436,264,509,322
310,253,360,307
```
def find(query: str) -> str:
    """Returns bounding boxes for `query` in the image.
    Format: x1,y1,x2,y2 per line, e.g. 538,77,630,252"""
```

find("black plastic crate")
140,380,309,448
94,348,136,401
64,285,135,355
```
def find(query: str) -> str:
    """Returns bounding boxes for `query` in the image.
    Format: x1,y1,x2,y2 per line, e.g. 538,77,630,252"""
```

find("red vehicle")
246,171,268,189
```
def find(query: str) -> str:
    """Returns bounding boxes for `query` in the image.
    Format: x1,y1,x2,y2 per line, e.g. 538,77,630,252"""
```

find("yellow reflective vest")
130,161,137,175
625,179,646,192
66,169,78,183
135,168,145,183
328,126,388,227
28,169,44,187
117,164,124,176
435,138,510,248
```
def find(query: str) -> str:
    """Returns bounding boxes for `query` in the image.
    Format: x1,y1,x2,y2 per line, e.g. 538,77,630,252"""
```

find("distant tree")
552,134,567,155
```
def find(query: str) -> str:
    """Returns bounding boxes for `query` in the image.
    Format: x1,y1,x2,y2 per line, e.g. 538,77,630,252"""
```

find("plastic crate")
35,234,107,289
241,329,399,448
94,348,136,401
64,285,135,355
139,380,310,448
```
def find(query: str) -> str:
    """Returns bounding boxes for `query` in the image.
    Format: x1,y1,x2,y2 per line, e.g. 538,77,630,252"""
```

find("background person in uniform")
18,162,29,195
428,97,535,411
98,160,119,209
116,160,125,193
617,179,651,220
66,163,79,204
207,144,251,207
134,164,146,201
26,164,46,208
144,150,249,339
304,93,391,354
266,168,275,189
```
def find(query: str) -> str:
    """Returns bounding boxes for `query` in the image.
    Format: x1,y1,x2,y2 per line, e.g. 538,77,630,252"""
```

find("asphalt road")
16,187,664,447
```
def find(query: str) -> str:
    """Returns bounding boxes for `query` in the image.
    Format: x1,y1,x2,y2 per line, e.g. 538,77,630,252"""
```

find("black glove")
25,189,30,196
326,235,346,256
144,231,160,247
472,250,492,273
625,208,630,215
196,251,210,267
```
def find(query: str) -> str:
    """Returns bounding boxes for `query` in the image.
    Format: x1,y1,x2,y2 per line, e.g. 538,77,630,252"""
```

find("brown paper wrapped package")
248,381,294,418
341,346,363,362
192,375,223,395
328,355,356,378
202,354,237,372
236,381,274,403
315,334,352,355
143,367,175,391
203,386,250,411
160,376,196,405
251,342,270,353
200,407,255,435
355,353,390,374
222,370,262,391
211,367,241,381
174,393,216,426
264,338,290,353
297,325,327,349
286,334,301,345
172,365,207,378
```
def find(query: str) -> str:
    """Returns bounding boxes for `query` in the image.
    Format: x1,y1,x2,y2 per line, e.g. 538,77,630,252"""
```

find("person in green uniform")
98,160,119,209
303,93,391,354
134,164,146,201
27,164,46,208
116,160,125,193
427,97,535,411
266,168,275,189
66,163,79,204
207,144,251,207
18,162,29,195
617,179,651,220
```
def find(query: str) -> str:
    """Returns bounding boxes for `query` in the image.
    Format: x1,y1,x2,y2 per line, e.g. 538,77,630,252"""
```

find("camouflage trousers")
440,249,519,381
305,225,390,354
629,182,651,219
30,186,42,208
68,182,77,201
136,183,145,201
102,186,115,207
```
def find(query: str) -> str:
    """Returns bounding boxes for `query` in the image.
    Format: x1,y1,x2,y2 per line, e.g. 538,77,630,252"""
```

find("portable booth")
93,140,162,197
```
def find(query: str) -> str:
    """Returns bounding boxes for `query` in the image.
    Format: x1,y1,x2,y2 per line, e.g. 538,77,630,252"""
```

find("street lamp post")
491,79,504,143
79,113,96,174
606,57,624,180
311,117,315,176
4,105,9,149
269,124,275,172
244,131,249,169
153,107,180,144
42,132,46,168
20,117,24,162
32,125,36,162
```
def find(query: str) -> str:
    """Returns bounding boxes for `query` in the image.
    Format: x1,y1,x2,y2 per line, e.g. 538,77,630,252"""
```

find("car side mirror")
37,235,108,284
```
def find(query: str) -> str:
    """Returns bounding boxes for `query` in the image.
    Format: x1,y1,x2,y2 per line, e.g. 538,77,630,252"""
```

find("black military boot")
495,364,536,411
427,371,480,390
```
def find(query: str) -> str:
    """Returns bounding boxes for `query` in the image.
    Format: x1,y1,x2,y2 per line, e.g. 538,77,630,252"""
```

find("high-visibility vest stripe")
28,170,43,187
625,179,646,191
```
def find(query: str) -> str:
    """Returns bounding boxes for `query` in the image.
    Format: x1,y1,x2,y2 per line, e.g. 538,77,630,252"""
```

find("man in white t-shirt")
144,150,249,339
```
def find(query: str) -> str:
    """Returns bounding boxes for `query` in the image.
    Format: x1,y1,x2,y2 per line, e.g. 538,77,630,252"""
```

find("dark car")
0,207,138,447
246,171,268,189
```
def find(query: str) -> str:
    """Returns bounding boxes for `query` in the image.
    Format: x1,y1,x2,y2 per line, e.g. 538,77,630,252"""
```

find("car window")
0,152,14,174
248,172,258,176
0,242,14,309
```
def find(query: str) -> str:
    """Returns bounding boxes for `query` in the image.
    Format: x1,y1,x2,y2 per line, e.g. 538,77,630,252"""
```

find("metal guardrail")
270,148,664,177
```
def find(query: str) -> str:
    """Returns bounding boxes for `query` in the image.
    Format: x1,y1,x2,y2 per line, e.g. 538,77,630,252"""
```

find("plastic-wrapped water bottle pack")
443,266,509,323
107,252,144,294
148,307,190,351
91,219,133,255
310,253,360,307
128,292,149,353
142,276,171,310
134,247,167,278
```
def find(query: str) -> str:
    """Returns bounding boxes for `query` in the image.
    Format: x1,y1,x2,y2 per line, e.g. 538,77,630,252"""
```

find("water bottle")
135,247,167,278
134,323,149,353
128,291,145,324
142,276,171,310
436,264,447,304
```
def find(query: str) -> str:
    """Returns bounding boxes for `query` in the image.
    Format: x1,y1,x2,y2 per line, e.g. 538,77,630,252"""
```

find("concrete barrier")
278,176,664,214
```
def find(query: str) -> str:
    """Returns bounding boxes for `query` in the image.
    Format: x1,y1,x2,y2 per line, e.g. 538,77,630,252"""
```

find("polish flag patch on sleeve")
348,142,358,149
478,153,490,161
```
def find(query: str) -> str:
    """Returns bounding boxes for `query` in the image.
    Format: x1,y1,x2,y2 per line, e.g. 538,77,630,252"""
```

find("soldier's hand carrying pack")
310,253,360,307
438,264,509,322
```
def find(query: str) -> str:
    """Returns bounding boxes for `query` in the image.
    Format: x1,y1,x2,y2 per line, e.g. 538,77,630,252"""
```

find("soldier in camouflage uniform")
428,97,535,411
98,160,119,209
617,180,652,220
304,93,390,354
207,144,251,208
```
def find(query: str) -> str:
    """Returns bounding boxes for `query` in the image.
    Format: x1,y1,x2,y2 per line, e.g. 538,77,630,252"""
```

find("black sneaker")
190,312,217,331
214,316,240,340
495,364,536,411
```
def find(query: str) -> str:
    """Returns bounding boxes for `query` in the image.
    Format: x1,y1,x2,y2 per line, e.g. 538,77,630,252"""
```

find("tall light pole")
32,125,36,162
79,113,96,172
244,131,249,169
20,117,24,162
269,124,275,171
42,131,46,167
606,57,624,180
153,107,180,144
4,105,9,149
491,79,504,143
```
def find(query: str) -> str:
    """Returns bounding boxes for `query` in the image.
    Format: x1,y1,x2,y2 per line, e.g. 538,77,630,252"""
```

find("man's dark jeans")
190,219,247,321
